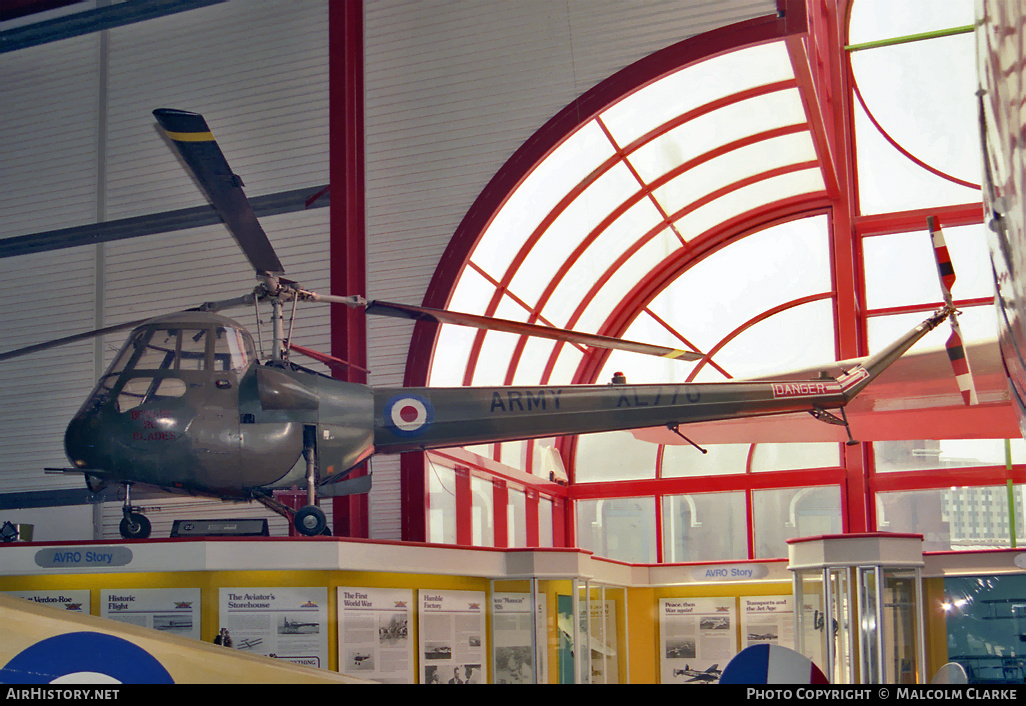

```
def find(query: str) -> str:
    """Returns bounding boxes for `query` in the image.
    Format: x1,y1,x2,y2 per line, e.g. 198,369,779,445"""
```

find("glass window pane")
753,486,842,559
214,325,254,372
178,329,207,371
541,198,665,330
428,461,456,545
848,0,974,46
469,330,519,386
430,323,478,387
662,443,749,477
571,227,681,339
509,163,639,309
600,41,795,147
543,344,583,386
702,298,836,381
574,430,658,482
672,167,824,242
498,440,527,473
447,265,495,318
942,574,1026,683
853,99,980,215
850,33,979,186
472,475,494,547
661,491,747,562
647,216,831,355
510,337,558,386
507,487,527,547
627,88,807,184
576,497,657,563
472,122,615,280
873,439,1026,472
750,443,840,472
875,486,1025,551
538,497,553,547
653,132,817,219
863,225,995,310
134,329,179,371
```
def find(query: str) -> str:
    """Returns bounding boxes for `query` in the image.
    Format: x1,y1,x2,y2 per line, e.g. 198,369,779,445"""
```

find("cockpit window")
116,375,188,412
117,327,210,373
214,325,255,372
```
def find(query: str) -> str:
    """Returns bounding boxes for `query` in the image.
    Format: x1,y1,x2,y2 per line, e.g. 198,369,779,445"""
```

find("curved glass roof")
430,39,827,391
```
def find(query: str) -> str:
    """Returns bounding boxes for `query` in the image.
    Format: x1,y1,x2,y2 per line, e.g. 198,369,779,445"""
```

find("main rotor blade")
0,294,256,363
153,108,284,277
364,300,704,362
0,318,148,362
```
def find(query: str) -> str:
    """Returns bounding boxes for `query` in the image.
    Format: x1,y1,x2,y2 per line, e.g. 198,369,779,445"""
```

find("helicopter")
0,109,976,540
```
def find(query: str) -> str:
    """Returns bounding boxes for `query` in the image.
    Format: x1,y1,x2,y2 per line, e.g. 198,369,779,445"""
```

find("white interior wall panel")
0,31,101,492
0,246,97,492
0,1,331,532
103,1,328,220
362,0,776,538
0,33,100,239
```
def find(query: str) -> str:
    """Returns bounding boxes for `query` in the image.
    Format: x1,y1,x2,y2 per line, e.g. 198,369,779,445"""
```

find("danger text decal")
771,381,839,398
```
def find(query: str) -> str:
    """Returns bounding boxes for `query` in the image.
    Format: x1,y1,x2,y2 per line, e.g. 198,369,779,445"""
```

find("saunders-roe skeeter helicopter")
0,109,976,539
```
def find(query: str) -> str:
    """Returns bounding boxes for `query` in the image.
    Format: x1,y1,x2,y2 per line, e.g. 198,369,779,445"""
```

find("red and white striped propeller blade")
928,216,978,405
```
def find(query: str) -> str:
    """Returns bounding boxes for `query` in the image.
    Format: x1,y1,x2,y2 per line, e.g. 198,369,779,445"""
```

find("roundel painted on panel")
383,393,435,437
0,632,175,684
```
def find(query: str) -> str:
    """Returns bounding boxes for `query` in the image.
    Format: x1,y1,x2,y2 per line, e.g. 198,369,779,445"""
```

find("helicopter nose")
64,412,103,469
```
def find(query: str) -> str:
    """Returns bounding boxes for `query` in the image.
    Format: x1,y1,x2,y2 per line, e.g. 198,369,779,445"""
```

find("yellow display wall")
2,538,1020,683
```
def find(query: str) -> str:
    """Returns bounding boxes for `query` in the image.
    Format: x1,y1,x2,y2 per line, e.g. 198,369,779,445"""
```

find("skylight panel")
471,121,615,280
599,40,796,147
507,161,638,308
539,198,666,329
626,87,808,183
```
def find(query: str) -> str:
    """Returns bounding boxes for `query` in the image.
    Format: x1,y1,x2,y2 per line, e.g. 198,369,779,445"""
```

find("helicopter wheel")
294,505,327,537
119,511,151,540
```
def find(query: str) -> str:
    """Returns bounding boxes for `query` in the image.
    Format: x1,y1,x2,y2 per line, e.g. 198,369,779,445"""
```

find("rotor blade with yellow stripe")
153,108,284,276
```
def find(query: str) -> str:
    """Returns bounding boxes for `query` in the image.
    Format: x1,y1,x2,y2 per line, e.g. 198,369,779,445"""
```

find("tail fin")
927,216,978,405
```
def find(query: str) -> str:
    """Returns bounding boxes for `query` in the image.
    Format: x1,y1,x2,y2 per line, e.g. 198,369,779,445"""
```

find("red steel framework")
330,1,1019,550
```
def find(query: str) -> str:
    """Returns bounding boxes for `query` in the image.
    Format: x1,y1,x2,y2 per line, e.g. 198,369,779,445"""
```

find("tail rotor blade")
946,321,979,405
153,108,284,277
928,215,956,305
928,216,978,405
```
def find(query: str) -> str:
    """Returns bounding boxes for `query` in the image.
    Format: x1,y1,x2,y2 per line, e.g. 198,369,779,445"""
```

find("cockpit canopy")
106,313,256,377
84,312,257,414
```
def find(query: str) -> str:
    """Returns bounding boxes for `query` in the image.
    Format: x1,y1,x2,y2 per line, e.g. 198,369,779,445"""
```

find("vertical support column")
330,0,369,537
808,0,871,531
455,466,472,545
525,489,539,547
493,479,508,547
552,495,568,547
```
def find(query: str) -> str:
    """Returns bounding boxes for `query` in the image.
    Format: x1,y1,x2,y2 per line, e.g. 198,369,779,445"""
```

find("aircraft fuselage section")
373,379,847,452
